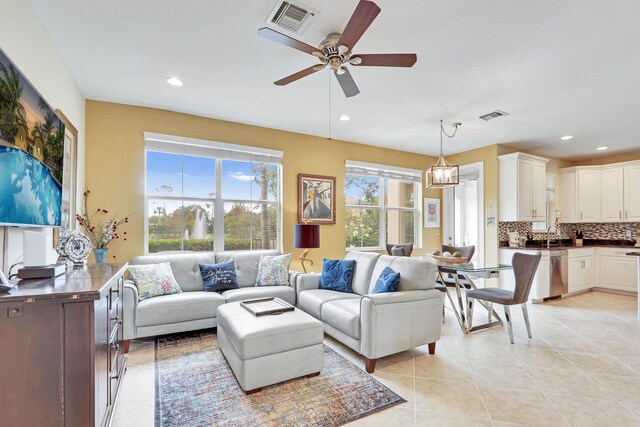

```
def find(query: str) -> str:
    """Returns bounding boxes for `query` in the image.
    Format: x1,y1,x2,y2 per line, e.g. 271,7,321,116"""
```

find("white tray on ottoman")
217,298,324,394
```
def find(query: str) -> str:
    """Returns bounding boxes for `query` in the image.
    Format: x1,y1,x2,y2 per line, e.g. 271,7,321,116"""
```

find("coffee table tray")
240,297,294,316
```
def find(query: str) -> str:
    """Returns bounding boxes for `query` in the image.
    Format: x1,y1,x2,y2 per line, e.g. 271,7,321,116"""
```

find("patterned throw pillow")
372,267,401,294
319,259,356,293
128,262,182,301
256,253,292,286
199,262,239,293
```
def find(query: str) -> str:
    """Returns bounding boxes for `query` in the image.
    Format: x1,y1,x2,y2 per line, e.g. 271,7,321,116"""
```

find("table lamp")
294,223,320,273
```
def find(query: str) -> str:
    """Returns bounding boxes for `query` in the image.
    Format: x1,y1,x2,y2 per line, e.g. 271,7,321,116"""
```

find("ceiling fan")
258,0,417,97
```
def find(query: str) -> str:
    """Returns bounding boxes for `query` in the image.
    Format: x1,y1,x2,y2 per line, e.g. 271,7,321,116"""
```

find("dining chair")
435,245,475,323
385,243,413,257
466,251,542,344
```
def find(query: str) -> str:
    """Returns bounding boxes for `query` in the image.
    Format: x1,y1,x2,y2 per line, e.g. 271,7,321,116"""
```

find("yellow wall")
447,145,499,271
572,150,640,166
85,101,440,270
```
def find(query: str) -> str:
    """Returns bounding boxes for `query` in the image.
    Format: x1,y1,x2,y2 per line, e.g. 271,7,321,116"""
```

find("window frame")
345,168,422,251
143,135,283,254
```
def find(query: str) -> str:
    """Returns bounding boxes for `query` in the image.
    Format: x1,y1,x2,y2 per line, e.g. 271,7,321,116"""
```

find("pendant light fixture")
426,119,461,189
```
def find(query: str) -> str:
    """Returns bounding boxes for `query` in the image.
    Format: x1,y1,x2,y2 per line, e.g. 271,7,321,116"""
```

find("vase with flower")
76,190,129,264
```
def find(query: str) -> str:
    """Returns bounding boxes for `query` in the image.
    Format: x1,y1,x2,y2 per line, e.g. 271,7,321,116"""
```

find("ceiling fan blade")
258,27,321,56
337,0,381,50
274,65,325,86
351,53,417,67
334,68,360,97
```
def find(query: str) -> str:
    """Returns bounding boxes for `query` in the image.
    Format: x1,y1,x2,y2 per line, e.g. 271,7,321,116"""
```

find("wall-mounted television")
0,48,66,227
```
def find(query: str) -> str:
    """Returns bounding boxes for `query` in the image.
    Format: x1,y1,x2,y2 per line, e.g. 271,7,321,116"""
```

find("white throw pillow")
255,253,292,286
128,262,182,300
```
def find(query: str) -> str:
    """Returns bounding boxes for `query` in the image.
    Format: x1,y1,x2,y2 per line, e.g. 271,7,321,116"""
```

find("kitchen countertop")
500,241,637,251
627,252,640,256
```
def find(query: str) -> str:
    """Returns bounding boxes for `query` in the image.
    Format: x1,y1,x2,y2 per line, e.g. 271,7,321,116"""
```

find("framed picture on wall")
298,174,336,224
424,198,440,228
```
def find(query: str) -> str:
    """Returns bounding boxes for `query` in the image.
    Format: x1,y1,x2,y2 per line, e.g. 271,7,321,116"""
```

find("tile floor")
112,290,640,427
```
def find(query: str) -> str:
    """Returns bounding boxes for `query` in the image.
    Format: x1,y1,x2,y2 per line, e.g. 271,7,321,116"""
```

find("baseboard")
591,287,637,297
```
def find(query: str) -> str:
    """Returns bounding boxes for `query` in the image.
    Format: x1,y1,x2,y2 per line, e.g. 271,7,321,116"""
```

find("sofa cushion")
136,292,225,327
256,253,292,286
298,289,361,319
319,259,355,293
217,302,323,360
368,256,435,293
344,251,382,295
199,262,239,292
321,299,361,339
216,250,280,287
221,286,296,305
129,252,217,292
127,262,182,301
372,267,401,294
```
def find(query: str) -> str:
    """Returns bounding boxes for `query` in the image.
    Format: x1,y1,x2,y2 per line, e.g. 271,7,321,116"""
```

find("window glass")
146,151,181,197
345,175,380,206
148,199,183,253
345,208,380,248
250,163,279,202
182,156,215,198
386,210,415,245
385,179,415,208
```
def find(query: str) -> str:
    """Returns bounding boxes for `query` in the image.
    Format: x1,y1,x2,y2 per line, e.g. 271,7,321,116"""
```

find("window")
532,174,556,232
345,161,422,250
145,133,282,253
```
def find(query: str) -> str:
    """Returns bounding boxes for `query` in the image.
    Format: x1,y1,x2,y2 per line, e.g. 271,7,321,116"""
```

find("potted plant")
76,190,129,264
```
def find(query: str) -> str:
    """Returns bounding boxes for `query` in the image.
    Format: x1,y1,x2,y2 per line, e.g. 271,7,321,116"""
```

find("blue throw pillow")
372,267,401,294
199,262,239,292
319,259,355,293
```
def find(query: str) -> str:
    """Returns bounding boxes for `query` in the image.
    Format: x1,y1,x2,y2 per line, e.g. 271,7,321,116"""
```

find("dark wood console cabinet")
0,264,128,427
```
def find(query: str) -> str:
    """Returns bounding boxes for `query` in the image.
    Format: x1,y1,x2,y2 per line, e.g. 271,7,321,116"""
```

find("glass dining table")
427,256,513,334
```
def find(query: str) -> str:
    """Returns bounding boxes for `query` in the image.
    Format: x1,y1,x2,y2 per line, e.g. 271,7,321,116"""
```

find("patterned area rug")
155,330,405,427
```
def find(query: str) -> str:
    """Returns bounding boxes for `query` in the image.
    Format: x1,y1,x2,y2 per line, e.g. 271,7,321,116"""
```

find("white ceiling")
31,0,640,160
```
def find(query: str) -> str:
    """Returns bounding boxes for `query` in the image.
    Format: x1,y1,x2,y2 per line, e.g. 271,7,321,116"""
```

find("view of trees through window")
146,151,279,252
345,174,418,249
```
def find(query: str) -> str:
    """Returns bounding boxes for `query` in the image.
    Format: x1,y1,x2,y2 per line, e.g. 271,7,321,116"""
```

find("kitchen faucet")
546,225,554,248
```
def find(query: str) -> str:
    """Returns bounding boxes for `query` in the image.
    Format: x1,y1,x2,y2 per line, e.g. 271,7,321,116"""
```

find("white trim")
345,160,422,182
144,132,283,164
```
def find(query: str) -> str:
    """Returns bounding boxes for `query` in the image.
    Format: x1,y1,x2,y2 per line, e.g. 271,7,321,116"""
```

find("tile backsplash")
499,221,640,241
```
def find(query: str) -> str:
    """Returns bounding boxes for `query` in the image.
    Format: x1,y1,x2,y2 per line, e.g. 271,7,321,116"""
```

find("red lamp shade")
294,224,320,249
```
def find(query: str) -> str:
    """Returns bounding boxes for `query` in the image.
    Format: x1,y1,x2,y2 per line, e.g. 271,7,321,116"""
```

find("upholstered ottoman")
217,299,324,394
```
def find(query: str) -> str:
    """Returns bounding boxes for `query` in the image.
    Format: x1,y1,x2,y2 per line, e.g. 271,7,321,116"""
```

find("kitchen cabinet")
499,249,550,301
599,248,638,291
568,248,596,293
559,167,602,223
601,166,624,222
624,164,640,221
499,152,549,222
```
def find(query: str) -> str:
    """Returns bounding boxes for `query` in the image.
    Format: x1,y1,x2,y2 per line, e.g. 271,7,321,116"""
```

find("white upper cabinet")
624,164,640,221
499,152,549,222
559,167,601,223
601,166,624,222
560,161,640,223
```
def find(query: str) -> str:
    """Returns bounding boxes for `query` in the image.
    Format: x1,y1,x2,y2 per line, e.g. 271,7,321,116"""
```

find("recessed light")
561,135,573,141
339,114,351,121
166,77,184,87
596,146,608,151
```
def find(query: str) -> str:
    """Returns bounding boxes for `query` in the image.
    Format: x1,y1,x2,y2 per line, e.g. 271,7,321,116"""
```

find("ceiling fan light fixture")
336,66,347,75
349,56,362,65
338,44,349,55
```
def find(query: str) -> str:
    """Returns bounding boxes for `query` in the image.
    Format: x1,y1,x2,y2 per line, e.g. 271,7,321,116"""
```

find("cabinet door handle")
620,211,622,219
580,211,583,220
625,211,628,219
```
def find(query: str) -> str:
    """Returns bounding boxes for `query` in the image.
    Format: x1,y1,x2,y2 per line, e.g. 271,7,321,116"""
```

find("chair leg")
487,302,493,323
504,305,514,344
364,357,377,373
442,298,446,324
467,297,475,330
522,303,532,338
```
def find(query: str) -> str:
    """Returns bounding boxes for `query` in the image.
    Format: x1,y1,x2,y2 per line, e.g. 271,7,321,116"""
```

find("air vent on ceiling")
479,110,510,121
268,0,317,34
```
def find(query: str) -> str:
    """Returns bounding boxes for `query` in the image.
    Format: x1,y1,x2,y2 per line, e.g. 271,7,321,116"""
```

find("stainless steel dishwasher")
549,249,568,297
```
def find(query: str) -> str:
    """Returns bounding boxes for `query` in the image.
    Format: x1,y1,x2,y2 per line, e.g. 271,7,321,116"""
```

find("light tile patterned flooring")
112,291,640,427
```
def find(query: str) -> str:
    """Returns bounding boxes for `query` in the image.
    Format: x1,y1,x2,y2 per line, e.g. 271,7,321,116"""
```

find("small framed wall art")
424,198,440,228
298,174,336,224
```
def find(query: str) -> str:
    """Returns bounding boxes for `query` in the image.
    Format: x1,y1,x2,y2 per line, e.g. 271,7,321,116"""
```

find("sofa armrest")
297,273,321,292
363,290,442,305
123,280,138,340
360,289,443,359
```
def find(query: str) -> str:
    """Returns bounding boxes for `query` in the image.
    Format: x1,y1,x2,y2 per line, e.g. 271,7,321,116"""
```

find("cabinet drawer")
108,277,123,311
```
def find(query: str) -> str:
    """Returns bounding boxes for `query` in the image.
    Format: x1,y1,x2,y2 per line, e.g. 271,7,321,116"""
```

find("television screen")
0,48,65,227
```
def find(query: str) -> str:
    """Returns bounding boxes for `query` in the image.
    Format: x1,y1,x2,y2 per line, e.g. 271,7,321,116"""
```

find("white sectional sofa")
296,251,443,373
122,250,299,351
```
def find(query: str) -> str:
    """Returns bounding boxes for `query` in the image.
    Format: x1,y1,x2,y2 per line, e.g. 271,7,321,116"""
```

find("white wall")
0,0,85,273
